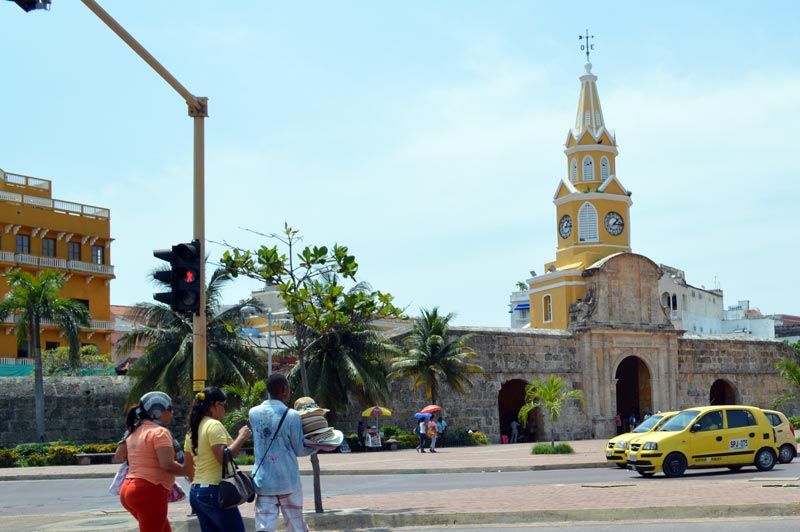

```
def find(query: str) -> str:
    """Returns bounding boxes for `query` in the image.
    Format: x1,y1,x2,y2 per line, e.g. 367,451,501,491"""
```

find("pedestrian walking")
510,420,520,444
249,374,316,532
427,418,439,452
415,417,428,453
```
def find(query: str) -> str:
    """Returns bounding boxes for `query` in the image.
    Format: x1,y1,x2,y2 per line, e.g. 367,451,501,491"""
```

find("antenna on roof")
579,29,595,62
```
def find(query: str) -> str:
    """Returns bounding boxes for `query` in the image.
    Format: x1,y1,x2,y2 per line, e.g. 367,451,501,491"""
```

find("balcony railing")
5,317,114,331
0,186,109,220
0,253,113,276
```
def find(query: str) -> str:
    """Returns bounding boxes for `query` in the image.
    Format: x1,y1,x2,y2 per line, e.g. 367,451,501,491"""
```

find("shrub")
531,442,574,455
15,443,48,458
234,453,255,466
470,431,490,446
25,454,46,467
344,434,363,452
445,428,479,447
395,433,418,449
46,445,80,466
380,425,402,439
0,448,20,468
79,443,118,454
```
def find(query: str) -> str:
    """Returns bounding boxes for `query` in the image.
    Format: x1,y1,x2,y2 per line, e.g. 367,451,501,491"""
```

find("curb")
0,461,611,481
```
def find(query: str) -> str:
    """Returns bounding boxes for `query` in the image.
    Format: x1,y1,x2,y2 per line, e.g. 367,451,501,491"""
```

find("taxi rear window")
726,409,756,428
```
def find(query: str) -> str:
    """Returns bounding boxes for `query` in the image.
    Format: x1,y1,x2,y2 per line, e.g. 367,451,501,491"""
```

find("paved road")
358,517,800,532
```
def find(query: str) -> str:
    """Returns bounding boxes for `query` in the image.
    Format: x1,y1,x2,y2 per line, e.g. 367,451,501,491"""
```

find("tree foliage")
388,307,483,405
773,340,800,408
116,268,267,406
0,270,91,442
518,374,585,447
221,224,402,513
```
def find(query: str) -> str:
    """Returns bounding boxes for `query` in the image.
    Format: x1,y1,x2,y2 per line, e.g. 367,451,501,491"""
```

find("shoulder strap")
252,407,289,477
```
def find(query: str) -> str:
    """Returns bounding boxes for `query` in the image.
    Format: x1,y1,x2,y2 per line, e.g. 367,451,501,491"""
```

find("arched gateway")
615,356,652,426
497,379,538,443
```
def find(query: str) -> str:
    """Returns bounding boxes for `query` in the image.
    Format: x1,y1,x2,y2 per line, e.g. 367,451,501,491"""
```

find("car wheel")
778,444,795,464
755,448,776,471
637,470,654,477
727,465,743,471
662,453,687,478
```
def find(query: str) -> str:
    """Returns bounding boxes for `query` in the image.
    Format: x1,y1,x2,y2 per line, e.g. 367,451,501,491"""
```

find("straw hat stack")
293,397,344,449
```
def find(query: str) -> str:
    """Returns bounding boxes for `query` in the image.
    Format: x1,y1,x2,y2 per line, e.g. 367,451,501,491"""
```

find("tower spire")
578,29,594,63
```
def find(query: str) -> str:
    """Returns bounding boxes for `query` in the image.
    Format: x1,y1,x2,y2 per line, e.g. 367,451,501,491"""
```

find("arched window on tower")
578,202,598,242
582,156,594,181
570,159,578,183
543,294,552,323
600,156,610,180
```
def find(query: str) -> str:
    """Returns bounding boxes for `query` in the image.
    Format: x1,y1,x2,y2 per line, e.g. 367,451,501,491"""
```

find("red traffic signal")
153,240,202,314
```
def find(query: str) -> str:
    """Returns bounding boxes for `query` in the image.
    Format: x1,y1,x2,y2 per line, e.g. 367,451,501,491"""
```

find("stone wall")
0,376,132,447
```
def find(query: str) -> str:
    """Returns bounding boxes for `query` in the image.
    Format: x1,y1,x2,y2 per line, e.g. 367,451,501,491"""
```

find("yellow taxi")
627,405,778,478
762,409,797,463
605,411,679,468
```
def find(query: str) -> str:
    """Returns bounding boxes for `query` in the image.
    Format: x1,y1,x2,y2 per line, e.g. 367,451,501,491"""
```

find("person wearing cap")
249,373,316,532
116,391,187,532
183,386,252,532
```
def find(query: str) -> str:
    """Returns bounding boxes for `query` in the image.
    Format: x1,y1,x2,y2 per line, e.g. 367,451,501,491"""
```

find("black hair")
266,373,289,396
187,386,227,455
124,400,153,432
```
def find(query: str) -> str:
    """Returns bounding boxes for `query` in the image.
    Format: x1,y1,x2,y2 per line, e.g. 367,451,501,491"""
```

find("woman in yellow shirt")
184,386,252,532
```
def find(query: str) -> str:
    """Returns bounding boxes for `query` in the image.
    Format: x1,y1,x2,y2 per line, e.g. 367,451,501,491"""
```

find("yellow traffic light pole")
79,0,208,390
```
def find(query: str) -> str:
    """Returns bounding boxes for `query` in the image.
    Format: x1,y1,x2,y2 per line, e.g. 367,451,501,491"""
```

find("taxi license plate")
630,452,637,462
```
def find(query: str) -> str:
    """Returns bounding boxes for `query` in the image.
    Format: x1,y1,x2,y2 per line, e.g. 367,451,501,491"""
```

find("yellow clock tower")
527,61,632,329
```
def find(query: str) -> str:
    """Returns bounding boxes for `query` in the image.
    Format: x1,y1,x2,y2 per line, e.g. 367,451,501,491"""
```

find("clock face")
604,212,624,236
559,215,572,239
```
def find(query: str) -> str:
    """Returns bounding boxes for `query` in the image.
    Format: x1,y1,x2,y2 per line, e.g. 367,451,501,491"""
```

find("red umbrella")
420,405,442,415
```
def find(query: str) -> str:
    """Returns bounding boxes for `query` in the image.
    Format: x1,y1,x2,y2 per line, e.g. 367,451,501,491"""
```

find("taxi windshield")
657,410,699,431
632,414,663,433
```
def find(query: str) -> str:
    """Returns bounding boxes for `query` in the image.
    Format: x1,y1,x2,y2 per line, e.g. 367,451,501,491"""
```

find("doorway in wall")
498,379,537,442
615,356,652,429
709,379,737,405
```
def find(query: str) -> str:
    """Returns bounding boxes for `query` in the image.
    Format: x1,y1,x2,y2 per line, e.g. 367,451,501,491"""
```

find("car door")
689,410,727,467
724,408,760,465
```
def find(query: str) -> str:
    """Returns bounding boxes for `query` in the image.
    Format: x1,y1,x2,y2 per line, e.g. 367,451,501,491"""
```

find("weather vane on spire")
579,29,595,62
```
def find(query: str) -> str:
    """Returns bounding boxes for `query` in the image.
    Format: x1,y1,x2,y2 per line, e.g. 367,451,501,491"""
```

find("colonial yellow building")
528,61,633,329
0,167,114,358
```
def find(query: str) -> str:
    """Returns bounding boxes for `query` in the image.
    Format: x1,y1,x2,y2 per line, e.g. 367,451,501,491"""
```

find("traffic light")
7,0,51,12
153,240,202,314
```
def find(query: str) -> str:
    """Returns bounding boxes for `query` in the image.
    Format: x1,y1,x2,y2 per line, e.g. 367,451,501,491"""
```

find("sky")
2,1,798,327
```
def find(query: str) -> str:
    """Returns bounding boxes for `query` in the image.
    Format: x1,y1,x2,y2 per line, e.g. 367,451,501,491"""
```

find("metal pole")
80,0,208,390
267,308,273,377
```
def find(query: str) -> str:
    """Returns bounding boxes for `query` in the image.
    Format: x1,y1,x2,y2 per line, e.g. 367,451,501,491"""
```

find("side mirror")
691,423,701,433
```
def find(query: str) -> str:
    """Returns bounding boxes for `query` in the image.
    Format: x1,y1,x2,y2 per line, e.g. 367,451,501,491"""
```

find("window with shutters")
91,245,104,265
16,235,30,254
582,156,594,181
68,242,81,261
42,238,56,257
600,156,610,180
543,295,552,323
584,111,591,126
578,202,598,242
570,159,578,183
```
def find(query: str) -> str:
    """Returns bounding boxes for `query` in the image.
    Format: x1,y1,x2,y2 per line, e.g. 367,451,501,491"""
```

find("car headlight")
642,442,658,450
615,441,628,449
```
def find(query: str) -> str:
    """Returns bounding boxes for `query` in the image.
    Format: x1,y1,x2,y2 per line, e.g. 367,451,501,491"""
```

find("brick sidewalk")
2,440,800,531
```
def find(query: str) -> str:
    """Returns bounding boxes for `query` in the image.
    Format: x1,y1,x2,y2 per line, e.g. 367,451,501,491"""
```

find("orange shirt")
125,420,176,489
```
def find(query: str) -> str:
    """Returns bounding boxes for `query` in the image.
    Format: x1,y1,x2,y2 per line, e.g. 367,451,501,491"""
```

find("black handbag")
218,447,256,509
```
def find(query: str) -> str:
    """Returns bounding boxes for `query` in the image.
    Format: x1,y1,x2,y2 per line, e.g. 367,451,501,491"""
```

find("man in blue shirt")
249,374,315,532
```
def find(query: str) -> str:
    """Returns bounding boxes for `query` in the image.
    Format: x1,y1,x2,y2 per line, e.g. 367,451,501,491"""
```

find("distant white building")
720,300,777,338
658,265,724,335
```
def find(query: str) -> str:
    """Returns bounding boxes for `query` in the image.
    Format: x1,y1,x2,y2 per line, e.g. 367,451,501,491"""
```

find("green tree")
0,270,91,442
387,307,483,405
773,340,800,408
116,268,267,406
222,381,267,432
518,374,585,447
287,278,402,422
221,224,402,513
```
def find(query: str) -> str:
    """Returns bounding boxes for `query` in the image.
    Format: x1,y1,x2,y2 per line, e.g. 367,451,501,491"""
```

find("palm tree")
287,281,401,421
518,374,585,446
388,307,483,405
0,270,91,442
222,381,267,432
773,344,800,407
116,268,268,405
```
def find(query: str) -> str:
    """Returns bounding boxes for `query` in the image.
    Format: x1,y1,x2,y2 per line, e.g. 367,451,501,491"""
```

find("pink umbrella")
420,404,442,415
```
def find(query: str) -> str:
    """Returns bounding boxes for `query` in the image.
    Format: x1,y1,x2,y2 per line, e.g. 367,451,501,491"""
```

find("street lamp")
9,0,210,391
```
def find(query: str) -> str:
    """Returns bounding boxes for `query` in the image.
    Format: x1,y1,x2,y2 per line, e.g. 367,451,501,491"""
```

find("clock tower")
526,61,633,329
